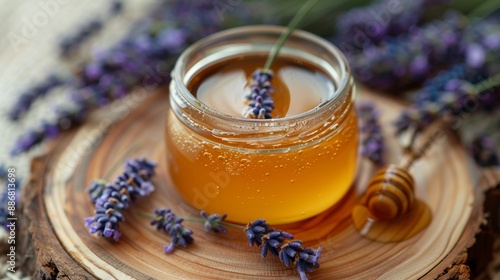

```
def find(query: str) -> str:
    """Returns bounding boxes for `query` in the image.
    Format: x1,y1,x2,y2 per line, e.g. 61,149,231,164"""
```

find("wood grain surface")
28,88,483,279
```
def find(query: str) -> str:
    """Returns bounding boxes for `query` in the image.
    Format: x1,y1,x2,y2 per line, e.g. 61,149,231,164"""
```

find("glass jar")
167,26,357,224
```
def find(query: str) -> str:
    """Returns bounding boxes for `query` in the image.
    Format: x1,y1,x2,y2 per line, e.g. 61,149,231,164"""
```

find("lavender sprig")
242,70,275,119
84,158,157,241
11,104,88,155
143,210,322,280
357,102,385,165
60,19,103,57
244,218,272,246
85,203,124,242
200,210,227,233
243,218,321,280
280,240,322,280
87,180,109,204
59,1,124,57
470,134,499,167
242,0,319,119
151,208,194,253
395,72,500,134
8,74,65,121
261,230,294,258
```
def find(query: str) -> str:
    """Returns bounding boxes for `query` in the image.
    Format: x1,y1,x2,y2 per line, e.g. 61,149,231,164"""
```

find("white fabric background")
0,1,155,277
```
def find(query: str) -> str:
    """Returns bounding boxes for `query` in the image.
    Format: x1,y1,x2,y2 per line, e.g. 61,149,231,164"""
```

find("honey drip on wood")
352,199,432,243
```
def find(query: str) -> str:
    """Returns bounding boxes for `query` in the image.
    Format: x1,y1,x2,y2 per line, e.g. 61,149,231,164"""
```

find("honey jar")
166,26,357,224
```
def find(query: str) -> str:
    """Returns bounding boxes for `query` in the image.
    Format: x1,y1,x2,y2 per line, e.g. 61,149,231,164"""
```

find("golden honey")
167,26,357,224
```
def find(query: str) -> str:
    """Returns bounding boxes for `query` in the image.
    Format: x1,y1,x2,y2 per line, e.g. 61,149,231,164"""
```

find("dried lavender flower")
279,240,303,267
115,171,155,197
85,204,124,242
85,158,156,241
470,134,499,167
11,103,89,155
260,230,294,258
336,0,449,49
357,102,385,165
296,246,322,280
151,208,194,253
394,15,500,134
279,240,322,280
8,74,65,121
394,77,497,134
124,158,157,180
87,180,109,204
244,218,272,246
60,1,124,57
200,210,227,233
348,12,466,91
242,70,275,119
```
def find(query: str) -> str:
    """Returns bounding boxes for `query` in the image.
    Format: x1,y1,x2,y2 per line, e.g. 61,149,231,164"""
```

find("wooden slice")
21,88,484,279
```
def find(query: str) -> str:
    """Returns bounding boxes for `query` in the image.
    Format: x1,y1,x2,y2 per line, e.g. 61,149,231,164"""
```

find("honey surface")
191,57,334,118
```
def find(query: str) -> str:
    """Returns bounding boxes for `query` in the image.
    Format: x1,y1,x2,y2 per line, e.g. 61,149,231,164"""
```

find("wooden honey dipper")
351,129,442,242
363,129,442,221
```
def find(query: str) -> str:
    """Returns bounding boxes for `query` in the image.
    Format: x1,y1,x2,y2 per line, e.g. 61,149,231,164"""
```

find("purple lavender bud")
157,28,188,51
200,211,227,233
348,12,466,91
466,44,485,68
85,207,124,242
261,230,294,258
9,74,64,121
243,70,275,119
60,19,104,57
151,208,194,253
88,180,109,204
358,102,385,165
279,240,303,267
296,246,322,280
244,218,272,247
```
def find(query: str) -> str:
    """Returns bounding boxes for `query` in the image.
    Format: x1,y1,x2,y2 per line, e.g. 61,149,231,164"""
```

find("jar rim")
172,25,351,124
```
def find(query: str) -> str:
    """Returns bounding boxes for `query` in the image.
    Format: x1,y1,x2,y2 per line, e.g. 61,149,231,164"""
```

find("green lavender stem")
137,211,245,230
468,0,500,18
405,72,500,150
474,72,500,93
262,0,320,72
184,217,245,230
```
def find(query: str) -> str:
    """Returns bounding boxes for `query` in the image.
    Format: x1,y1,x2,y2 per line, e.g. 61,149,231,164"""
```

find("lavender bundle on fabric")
8,74,65,121
336,0,449,49
349,12,466,91
394,15,500,134
60,1,123,56
11,0,262,156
